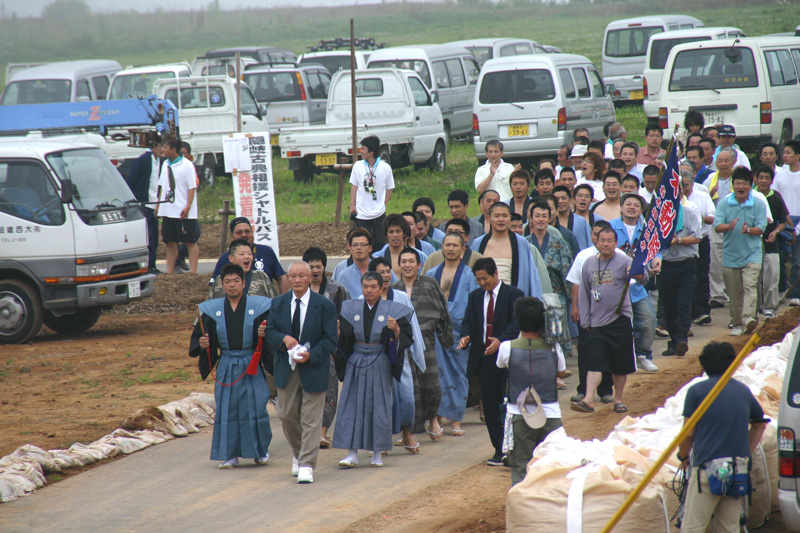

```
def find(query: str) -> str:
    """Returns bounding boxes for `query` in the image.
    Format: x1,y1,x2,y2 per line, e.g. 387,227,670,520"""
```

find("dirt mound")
730,307,800,353
110,274,208,315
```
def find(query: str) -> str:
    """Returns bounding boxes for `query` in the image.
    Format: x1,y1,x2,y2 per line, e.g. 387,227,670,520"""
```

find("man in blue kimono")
190,264,272,469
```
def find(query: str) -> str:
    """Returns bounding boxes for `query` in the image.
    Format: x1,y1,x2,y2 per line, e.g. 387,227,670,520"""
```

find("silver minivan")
473,54,615,162
1,60,122,105
447,38,546,67
367,44,480,140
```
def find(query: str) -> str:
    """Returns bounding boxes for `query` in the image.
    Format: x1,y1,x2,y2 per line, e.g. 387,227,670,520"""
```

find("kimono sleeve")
381,316,414,381
252,310,273,376
434,284,454,350
335,315,355,381
189,314,219,380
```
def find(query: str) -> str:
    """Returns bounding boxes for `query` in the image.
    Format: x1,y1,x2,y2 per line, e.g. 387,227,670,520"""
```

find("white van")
602,15,703,102
298,51,371,74
447,38,546,67
472,54,615,161
107,63,192,100
367,44,480,139
1,60,122,105
659,36,800,149
642,27,745,118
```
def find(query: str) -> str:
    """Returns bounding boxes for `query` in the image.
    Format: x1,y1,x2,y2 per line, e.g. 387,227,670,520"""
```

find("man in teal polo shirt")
714,168,767,336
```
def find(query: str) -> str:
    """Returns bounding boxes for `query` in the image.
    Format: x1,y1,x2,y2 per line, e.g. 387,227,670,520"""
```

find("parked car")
779,330,800,531
201,46,297,65
367,44,480,140
659,36,800,149
473,54,615,162
244,63,332,147
299,50,371,74
1,60,121,105
279,68,447,182
602,15,703,102
107,62,192,100
447,38,546,67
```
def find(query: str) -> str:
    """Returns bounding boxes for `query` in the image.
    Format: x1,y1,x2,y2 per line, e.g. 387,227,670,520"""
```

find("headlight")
77,263,110,277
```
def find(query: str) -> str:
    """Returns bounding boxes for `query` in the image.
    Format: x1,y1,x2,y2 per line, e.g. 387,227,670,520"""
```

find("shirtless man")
471,189,501,235
593,171,623,221
508,170,533,224
383,214,414,278
481,203,515,285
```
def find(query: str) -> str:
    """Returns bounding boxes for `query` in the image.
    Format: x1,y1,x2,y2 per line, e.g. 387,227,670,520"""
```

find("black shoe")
662,347,678,356
676,342,688,356
148,268,162,275
710,301,725,309
728,322,734,329
502,454,509,467
177,259,190,272
487,454,504,467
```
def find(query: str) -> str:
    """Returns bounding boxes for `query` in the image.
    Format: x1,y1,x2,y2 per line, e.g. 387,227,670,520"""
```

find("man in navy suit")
266,261,337,484
125,142,164,273
458,257,524,466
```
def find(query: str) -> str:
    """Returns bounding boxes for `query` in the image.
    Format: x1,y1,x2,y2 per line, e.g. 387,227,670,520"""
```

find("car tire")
43,308,102,335
0,280,44,344
428,141,446,172
200,164,215,188
379,145,392,168
780,122,793,146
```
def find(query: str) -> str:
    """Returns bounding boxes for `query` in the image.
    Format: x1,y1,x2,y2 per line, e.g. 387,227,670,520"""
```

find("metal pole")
350,19,357,165
218,199,231,256
335,170,345,227
235,52,242,133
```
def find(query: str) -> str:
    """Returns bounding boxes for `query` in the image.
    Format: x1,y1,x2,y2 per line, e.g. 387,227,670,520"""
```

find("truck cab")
0,141,155,344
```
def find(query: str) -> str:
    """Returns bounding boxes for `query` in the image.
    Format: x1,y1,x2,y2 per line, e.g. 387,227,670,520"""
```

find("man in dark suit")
125,142,164,273
265,261,337,484
458,257,524,466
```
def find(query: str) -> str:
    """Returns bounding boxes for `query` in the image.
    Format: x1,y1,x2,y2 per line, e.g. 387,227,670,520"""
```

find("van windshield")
478,69,556,104
465,47,492,66
244,72,300,103
300,56,350,74
369,60,431,89
46,149,135,211
669,47,758,91
605,26,663,58
0,79,71,105
109,72,176,100
649,36,711,69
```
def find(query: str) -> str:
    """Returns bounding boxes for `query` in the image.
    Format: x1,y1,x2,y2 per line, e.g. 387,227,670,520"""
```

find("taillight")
296,72,306,101
643,77,649,100
779,427,798,477
286,151,301,158
472,113,480,137
557,107,567,131
760,102,772,124
659,107,668,130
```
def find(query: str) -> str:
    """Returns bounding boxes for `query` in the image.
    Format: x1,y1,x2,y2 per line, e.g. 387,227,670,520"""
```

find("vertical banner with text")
222,132,279,255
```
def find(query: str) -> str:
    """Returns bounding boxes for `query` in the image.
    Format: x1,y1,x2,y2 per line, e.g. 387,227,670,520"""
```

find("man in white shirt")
475,140,518,200
681,164,716,326
349,135,394,251
156,139,199,274
714,125,751,171
773,140,800,306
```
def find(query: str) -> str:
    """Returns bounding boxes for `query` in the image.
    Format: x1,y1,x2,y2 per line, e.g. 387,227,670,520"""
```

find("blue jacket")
610,217,659,303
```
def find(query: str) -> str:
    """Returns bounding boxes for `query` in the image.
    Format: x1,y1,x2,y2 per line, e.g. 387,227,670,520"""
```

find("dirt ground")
0,275,797,530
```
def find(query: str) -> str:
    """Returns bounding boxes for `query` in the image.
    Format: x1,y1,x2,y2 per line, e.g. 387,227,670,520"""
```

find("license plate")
703,112,725,126
100,210,123,223
128,280,141,299
270,134,279,146
507,124,529,137
629,90,644,100
315,153,337,166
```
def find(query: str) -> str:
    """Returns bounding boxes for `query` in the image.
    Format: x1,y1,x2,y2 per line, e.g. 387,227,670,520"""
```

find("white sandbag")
0,473,36,501
47,449,85,469
159,404,200,434
132,429,174,445
188,391,216,413
748,443,770,528
68,443,107,464
762,423,779,511
96,435,150,455
10,445,59,474
1,461,46,488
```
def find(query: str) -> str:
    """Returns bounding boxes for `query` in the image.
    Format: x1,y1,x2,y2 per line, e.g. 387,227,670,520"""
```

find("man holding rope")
190,264,272,469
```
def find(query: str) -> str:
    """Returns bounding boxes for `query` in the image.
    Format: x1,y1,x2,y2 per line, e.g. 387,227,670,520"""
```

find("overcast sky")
1,0,396,18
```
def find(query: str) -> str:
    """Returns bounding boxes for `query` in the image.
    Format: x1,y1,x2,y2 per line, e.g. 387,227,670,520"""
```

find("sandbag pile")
0,392,216,503
508,327,796,532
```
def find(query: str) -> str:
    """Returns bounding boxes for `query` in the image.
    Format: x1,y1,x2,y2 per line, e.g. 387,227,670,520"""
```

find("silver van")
107,62,192,100
447,38,546,67
367,44,480,140
779,330,800,531
473,54,614,162
602,15,703,102
299,51,371,74
1,60,122,105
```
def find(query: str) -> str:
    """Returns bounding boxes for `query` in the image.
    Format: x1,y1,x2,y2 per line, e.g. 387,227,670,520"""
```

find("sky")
0,0,398,18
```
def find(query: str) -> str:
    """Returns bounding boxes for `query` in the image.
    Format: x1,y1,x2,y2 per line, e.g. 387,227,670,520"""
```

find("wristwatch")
677,452,688,462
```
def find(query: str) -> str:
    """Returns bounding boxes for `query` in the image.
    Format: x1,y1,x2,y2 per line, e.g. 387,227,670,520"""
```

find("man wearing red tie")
458,258,523,466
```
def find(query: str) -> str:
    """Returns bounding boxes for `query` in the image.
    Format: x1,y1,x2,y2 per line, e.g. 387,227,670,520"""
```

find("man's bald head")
288,261,312,296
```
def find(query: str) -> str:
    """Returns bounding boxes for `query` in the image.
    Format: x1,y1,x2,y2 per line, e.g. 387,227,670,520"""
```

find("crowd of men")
180,123,796,504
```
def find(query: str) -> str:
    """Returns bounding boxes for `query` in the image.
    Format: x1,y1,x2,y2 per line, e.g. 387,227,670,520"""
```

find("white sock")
344,450,358,464
370,451,383,465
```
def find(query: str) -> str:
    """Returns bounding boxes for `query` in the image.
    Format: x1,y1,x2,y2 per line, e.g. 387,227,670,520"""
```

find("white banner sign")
224,132,279,255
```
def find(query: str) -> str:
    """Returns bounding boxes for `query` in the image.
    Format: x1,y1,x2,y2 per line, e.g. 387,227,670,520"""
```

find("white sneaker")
764,309,776,319
790,298,800,307
730,327,743,336
297,466,314,483
291,457,299,477
637,356,658,372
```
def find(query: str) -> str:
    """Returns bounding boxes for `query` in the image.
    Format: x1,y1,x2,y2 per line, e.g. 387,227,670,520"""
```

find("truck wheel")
428,141,446,172
293,168,313,183
43,308,102,335
200,165,215,188
0,280,44,344
780,122,793,146
379,145,392,168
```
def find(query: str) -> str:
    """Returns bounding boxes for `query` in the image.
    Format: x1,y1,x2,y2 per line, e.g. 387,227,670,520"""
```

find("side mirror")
430,90,439,104
60,180,74,204
259,104,268,118
605,83,616,96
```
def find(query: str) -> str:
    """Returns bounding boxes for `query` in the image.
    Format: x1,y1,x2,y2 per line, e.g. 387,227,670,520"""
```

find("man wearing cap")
210,217,288,294
496,297,566,485
713,126,751,171
570,144,587,180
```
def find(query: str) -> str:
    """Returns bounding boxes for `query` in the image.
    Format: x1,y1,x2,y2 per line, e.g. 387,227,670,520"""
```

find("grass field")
2,0,793,223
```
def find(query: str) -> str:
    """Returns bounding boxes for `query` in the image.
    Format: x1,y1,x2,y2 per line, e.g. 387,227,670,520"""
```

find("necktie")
292,298,302,340
485,291,494,344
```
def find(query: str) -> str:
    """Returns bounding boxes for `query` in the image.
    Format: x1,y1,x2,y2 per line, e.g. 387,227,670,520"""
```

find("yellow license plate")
629,90,644,100
270,134,279,145
507,124,529,137
316,153,337,166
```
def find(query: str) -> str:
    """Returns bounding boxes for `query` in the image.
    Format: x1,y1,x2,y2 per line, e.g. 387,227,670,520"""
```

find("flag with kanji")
629,141,681,277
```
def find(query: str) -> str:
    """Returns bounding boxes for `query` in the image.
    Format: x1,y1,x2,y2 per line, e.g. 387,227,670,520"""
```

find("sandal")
319,437,331,449
613,403,628,414
394,438,405,447
570,400,595,413
557,379,567,390
403,442,420,454
425,420,444,441
451,429,466,437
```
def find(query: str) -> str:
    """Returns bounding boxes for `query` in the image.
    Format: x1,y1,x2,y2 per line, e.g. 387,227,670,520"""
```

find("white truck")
0,140,155,344
278,68,447,182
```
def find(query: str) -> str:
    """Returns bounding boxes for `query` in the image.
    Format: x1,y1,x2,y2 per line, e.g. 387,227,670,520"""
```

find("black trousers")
576,325,613,397
145,207,158,270
354,214,386,251
661,257,697,347
477,359,506,457
692,236,711,318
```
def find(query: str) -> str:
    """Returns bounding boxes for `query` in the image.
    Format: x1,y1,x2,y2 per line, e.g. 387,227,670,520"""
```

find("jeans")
661,258,697,347
692,236,711,318
631,297,655,360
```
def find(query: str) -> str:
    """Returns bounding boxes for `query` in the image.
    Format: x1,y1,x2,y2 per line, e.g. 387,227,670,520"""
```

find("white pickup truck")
279,68,447,182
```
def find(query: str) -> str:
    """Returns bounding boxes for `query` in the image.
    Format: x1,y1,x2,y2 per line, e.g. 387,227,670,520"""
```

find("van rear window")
0,79,71,105
669,47,758,91
300,56,350,74
649,36,711,70
369,60,431,89
605,26,663,58
244,72,300,103
478,69,556,104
